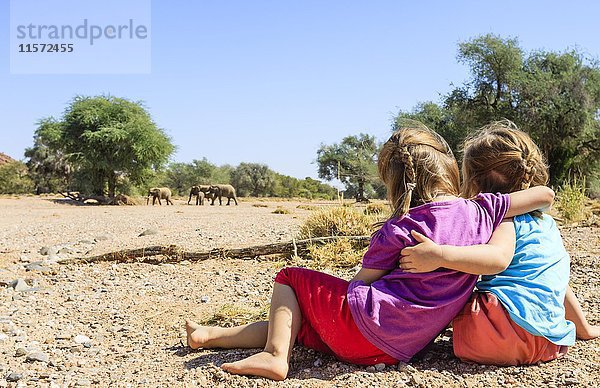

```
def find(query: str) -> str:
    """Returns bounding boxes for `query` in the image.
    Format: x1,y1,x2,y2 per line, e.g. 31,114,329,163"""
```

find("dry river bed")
0,196,598,387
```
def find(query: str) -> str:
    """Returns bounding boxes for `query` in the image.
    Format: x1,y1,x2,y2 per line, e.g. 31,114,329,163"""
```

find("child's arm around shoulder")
505,186,555,218
399,219,515,275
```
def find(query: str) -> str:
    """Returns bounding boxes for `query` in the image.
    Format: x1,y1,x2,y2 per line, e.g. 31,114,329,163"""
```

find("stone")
79,239,96,245
39,246,50,255
200,296,210,303
374,363,386,371
366,366,376,373
6,373,22,382
313,358,323,367
26,352,49,363
398,362,417,373
10,279,30,292
74,335,91,344
25,262,52,273
14,348,27,357
138,228,158,237
95,234,110,241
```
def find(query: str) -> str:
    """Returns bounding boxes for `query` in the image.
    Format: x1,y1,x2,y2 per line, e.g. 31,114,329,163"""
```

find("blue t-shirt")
477,213,576,346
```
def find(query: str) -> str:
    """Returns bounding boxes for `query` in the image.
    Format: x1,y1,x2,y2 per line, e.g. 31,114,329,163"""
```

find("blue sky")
1,0,599,179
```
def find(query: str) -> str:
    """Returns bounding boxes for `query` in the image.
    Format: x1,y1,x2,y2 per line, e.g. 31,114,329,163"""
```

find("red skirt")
453,292,568,366
274,267,397,365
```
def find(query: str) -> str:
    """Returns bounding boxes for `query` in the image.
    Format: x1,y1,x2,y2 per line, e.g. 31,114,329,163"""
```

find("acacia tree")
230,162,275,197
37,96,174,197
316,134,379,201
397,34,600,185
25,118,73,194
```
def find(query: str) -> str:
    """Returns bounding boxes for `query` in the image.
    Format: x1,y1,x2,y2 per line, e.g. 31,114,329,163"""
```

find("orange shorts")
453,292,568,366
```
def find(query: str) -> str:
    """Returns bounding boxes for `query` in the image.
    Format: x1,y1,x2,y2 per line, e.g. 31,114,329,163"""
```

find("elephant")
208,184,238,206
188,185,211,205
147,187,174,205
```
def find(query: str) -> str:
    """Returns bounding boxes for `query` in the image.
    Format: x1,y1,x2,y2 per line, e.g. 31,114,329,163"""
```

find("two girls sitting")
186,120,598,380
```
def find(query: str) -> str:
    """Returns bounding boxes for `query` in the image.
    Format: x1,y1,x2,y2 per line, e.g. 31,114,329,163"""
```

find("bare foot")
577,324,600,340
221,351,289,381
185,320,210,349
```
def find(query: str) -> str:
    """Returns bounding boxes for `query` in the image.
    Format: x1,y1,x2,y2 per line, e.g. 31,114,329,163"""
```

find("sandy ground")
0,196,598,387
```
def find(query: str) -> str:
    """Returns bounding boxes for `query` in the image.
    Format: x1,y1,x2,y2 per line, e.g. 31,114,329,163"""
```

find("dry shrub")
298,206,373,239
307,238,366,268
272,207,291,214
557,178,587,222
201,303,269,327
252,203,268,208
364,202,389,216
112,194,140,206
296,204,318,211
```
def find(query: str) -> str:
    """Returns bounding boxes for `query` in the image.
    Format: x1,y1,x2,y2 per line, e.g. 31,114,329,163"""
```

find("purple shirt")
347,193,510,361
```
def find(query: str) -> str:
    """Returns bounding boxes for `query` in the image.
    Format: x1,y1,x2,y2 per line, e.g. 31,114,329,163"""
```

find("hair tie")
406,183,416,191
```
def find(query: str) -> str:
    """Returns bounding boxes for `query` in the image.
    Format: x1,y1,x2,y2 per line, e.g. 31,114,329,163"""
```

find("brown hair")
379,121,460,219
461,120,549,214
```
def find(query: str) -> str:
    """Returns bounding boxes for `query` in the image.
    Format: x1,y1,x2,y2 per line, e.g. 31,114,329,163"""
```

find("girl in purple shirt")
185,123,553,380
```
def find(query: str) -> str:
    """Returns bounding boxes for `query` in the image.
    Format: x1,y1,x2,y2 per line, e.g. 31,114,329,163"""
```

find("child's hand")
399,230,444,273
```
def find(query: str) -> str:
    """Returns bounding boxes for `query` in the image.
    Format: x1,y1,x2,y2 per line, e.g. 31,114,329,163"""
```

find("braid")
520,156,536,190
399,146,416,183
394,145,416,216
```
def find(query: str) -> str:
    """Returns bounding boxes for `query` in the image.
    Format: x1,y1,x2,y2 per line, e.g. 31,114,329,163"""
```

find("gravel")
0,196,598,387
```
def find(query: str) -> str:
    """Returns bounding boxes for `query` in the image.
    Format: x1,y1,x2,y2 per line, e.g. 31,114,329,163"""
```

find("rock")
39,246,50,255
398,362,417,373
313,358,323,367
200,296,210,303
26,352,49,363
58,247,75,255
6,372,23,382
0,333,7,341
74,335,91,344
138,228,158,237
10,279,30,292
374,363,386,371
76,379,92,386
25,262,52,273
79,239,96,245
14,348,26,357
95,234,110,241
366,366,376,373
564,378,579,385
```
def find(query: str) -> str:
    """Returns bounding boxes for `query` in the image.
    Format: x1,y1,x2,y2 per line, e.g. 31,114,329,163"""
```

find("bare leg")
185,320,268,349
565,285,599,340
221,283,301,381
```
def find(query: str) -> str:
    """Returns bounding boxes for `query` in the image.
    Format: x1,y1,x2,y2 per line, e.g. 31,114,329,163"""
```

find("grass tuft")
298,206,373,239
272,206,291,214
201,303,269,327
557,177,587,222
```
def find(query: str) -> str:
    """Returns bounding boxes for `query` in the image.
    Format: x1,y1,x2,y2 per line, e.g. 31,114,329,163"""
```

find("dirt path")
0,197,598,387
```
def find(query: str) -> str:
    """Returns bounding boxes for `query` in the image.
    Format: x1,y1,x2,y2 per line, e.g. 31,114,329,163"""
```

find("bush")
298,206,373,239
557,178,587,222
0,161,34,194
307,238,366,268
272,206,291,214
201,303,269,327
364,202,389,216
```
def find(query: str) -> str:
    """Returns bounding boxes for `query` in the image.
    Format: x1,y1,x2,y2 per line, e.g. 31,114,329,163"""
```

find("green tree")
24,118,73,194
161,158,216,196
516,51,600,183
395,34,600,186
0,161,34,194
230,163,275,197
37,96,174,197
316,134,379,201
